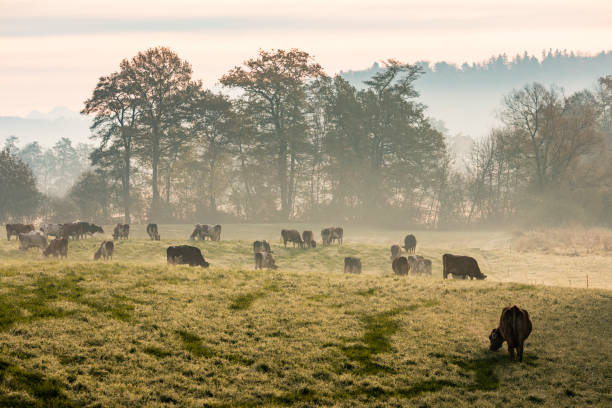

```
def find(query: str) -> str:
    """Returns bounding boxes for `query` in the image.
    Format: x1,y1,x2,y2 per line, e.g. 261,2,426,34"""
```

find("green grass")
0,226,610,406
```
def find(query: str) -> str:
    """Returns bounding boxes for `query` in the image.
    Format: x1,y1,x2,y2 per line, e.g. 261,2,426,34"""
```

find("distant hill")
341,50,612,139
0,106,92,147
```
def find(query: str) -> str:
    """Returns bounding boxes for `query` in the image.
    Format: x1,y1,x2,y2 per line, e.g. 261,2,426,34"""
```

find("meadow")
0,224,610,407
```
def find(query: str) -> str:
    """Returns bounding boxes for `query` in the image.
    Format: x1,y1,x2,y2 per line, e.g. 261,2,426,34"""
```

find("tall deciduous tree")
0,148,40,222
220,48,324,219
125,47,198,218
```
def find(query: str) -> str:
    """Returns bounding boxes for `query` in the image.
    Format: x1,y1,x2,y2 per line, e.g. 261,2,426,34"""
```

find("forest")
1,47,611,227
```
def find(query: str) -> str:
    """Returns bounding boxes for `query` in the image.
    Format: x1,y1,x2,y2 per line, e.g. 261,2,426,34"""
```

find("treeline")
1,47,610,228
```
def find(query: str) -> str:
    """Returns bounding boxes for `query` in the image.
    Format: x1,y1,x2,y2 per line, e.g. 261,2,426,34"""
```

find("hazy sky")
1,0,611,116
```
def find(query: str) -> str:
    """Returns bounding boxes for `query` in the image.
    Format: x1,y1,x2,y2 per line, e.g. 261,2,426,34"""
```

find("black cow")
489,305,532,362
253,240,271,253
344,257,362,274
442,254,486,280
43,238,68,258
302,231,314,248
281,229,303,248
404,234,417,254
113,224,129,240
167,245,210,267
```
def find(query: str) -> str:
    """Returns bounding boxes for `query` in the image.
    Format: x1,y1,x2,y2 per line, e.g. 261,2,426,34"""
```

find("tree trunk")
151,123,161,217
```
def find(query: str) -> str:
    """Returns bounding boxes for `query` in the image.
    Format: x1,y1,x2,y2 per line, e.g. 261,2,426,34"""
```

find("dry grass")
512,227,612,256
0,225,610,406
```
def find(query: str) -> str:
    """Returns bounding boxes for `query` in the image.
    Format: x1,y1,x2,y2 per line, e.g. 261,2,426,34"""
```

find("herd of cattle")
3,222,530,361
4,222,487,279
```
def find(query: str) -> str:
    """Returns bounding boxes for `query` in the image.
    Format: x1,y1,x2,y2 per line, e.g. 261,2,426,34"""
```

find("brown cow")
253,240,271,253
321,227,332,246
392,256,410,275
302,231,314,248
332,227,343,245
6,223,34,240
61,223,81,240
94,241,114,260
489,305,533,362
281,229,303,248
443,254,486,280
43,238,68,258
390,244,402,261
254,251,278,270
344,257,362,274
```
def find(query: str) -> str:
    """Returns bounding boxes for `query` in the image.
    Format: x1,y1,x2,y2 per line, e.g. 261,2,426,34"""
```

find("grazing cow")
254,251,278,270
40,223,62,238
281,229,303,248
94,241,114,260
18,231,47,251
167,245,210,267
332,227,344,245
392,256,410,275
6,223,34,240
302,231,314,248
147,223,160,240
190,224,207,240
42,238,68,258
390,244,402,261
489,305,533,362
321,228,332,246
81,222,104,237
253,240,271,253
113,224,129,240
442,254,486,280
344,257,362,274
404,234,417,254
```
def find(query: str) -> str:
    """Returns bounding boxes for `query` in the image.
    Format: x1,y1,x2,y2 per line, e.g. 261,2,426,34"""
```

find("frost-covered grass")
0,226,610,406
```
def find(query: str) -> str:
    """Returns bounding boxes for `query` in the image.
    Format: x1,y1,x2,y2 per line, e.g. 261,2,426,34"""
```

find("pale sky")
1,0,611,116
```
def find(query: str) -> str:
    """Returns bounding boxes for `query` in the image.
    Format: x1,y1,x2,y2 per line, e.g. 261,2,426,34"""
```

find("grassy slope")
0,229,610,406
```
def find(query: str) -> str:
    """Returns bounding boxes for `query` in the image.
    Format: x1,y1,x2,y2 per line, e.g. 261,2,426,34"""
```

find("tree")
125,47,198,218
0,148,40,222
68,171,111,222
220,48,325,219
83,69,140,223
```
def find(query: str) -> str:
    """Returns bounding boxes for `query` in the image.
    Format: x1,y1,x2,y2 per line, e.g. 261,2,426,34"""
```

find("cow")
406,256,417,274
321,228,332,246
42,238,68,258
254,251,278,270
489,305,533,362
18,231,47,251
392,256,410,275
404,234,417,254
6,223,34,240
167,245,210,267
94,241,114,260
80,222,104,238
253,240,271,253
147,223,160,240
281,229,303,248
422,259,432,275
40,223,63,238
302,231,314,248
390,244,402,261
310,240,316,248
113,224,129,240
442,254,486,280
190,224,207,240
61,223,81,240
344,257,362,274
332,227,344,245
211,225,222,241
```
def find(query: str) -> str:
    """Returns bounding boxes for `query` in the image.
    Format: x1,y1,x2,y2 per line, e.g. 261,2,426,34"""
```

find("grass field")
0,225,610,406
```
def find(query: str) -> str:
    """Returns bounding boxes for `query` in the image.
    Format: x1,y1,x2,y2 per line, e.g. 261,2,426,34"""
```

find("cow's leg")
518,342,524,362
507,344,515,360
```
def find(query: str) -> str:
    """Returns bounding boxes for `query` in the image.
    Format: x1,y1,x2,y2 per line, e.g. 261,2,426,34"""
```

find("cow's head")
489,328,504,351
477,273,487,280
